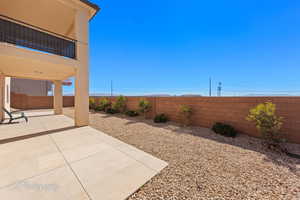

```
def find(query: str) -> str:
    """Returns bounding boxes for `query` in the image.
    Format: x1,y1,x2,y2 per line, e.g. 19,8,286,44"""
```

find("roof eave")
79,0,100,20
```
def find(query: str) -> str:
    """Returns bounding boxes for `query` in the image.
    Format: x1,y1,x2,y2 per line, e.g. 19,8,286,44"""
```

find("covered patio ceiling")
0,43,77,81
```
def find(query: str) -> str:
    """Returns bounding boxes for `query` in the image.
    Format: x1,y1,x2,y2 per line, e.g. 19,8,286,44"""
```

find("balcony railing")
0,15,76,59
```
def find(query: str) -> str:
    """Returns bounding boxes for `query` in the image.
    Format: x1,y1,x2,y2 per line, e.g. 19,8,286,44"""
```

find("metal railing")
0,15,76,59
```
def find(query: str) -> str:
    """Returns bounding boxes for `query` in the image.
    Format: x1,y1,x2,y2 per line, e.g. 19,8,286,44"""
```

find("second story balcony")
0,15,76,59
0,0,98,81
0,0,99,126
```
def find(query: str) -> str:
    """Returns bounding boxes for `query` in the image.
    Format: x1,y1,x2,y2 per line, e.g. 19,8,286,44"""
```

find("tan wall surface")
11,93,74,109
11,94,300,143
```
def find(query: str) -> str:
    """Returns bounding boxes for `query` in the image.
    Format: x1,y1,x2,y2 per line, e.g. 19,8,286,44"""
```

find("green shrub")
111,102,117,111
154,114,169,123
97,98,111,112
105,107,119,114
94,105,103,111
247,102,284,146
212,122,237,137
125,110,139,117
112,96,127,113
179,105,192,126
138,99,151,118
89,98,96,110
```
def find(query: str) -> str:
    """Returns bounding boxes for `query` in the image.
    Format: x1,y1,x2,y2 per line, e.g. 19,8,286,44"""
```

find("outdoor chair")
1,108,28,124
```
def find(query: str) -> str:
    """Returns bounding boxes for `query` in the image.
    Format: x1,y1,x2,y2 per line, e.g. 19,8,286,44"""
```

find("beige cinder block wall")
91,96,300,144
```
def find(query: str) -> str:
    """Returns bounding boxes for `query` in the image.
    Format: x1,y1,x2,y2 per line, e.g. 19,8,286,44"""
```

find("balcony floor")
0,111,167,200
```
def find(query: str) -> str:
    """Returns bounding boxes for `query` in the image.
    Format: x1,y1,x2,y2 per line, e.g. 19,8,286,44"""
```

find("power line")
110,80,113,96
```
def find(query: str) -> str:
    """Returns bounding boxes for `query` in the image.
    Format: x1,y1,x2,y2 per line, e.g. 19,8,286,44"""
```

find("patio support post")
54,80,63,115
74,9,89,127
0,74,4,121
4,77,11,112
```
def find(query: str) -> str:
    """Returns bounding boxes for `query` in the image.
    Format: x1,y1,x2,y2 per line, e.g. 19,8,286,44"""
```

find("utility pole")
209,77,212,97
110,80,113,97
217,82,222,96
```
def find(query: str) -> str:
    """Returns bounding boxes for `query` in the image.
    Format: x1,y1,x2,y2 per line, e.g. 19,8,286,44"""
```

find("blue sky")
65,0,300,96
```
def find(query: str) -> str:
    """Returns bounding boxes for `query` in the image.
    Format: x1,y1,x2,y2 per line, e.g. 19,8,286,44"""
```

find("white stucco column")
54,80,63,115
4,77,11,111
0,74,4,121
74,10,89,127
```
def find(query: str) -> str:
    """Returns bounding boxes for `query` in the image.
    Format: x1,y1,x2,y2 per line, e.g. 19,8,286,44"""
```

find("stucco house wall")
11,78,52,96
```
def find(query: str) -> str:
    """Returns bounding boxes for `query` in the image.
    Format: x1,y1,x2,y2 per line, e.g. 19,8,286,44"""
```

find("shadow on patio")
0,110,75,144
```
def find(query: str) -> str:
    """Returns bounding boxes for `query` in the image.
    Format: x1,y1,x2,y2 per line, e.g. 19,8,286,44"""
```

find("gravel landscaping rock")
64,108,300,200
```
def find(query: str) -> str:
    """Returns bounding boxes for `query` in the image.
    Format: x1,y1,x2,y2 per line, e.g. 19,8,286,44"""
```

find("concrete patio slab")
50,127,112,162
40,115,74,131
0,112,168,200
71,151,157,200
80,126,168,171
0,136,66,188
0,166,89,200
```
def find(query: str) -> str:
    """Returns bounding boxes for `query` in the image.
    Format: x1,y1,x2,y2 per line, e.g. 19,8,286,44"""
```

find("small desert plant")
179,105,192,126
105,107,118,114
112,96,127,113
125,110,139,117
97,98,111,112
139,99,151,118
154,114,169,123
89,98,96,110
212,122,237,137
247,102,284,149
